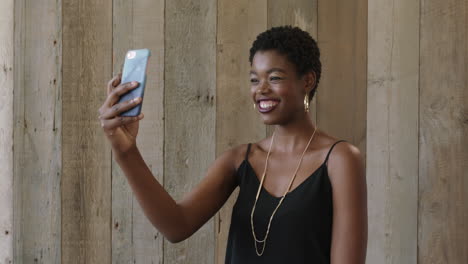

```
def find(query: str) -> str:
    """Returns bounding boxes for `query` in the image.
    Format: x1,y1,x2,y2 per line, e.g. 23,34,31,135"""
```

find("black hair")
249,25,321,102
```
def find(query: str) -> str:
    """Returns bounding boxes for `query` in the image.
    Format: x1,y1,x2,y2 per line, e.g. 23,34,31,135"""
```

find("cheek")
250,85,257,98
273,83,297,100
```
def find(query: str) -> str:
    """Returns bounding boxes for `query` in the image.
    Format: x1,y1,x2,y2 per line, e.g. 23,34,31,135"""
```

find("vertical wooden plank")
12,1,25,262
267,0,318,136
367,0,419,262
111,0,165,263
62,0,112,263
0,0,14,262
12,0,62,263
215,0,267,263
268,0,317,36
164,0,217,263
317,0,367,147
419,0,468,263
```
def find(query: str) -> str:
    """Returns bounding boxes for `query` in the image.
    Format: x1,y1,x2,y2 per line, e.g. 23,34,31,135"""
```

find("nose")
256,80,270,94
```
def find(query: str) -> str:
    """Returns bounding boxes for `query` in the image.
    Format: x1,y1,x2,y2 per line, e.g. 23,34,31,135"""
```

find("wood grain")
62,0,112,263
0,0,14,262
164,1,217,263
317,0,367,148
367,0,420,262
215,0,267,262
111,0,165,263
12,0,62,263
419,0,468,262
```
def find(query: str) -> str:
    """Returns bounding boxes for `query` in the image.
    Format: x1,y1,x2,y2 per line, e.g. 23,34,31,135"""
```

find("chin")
260,115,285,126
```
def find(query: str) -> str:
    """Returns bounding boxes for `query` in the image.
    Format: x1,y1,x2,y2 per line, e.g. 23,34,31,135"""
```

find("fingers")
107,73,122,95
100,113,144,135
104,81,140,107
99,97,142,119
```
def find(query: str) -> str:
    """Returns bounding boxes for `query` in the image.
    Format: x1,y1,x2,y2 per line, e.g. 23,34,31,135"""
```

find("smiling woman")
223,26,367,263
99,25,367,264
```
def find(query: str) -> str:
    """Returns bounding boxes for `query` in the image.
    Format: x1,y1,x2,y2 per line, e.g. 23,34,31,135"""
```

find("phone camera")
127,51,136,59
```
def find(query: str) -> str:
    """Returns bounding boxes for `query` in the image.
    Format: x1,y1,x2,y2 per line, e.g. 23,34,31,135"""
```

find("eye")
250,78,259,84
270,76,282,81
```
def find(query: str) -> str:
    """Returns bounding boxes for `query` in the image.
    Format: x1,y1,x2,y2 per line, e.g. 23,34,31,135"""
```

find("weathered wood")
111,0,165,263
267,0,318,136
317,0,367,147
367,0,419,262
164,0,217,263
215,0,267,262
268,0,317,36
419,0,468,263
0,0,14,262
12,0,62,263
62,0,112,263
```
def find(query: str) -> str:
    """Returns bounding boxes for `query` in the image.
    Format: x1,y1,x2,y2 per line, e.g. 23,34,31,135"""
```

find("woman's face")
250,49,313,125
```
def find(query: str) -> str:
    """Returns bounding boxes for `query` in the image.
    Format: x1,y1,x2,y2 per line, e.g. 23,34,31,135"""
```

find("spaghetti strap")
245,143,252,161
324,140,347,165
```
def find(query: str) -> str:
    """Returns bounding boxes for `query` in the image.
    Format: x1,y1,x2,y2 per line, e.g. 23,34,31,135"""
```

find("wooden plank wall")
0,0,14,263
3,0,467,263
62,0,112,263
317,0,367,148
111,1,165,263
13,0,62,263
418,0,468,263
164,1,217,263
368,0,420,262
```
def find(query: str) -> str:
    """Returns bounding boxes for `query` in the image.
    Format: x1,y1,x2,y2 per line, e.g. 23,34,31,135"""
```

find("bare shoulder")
215,143,251,173
326,139,366,188
327,140,364,169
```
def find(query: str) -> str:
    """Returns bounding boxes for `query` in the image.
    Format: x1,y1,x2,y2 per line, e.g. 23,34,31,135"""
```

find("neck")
270,114,318,154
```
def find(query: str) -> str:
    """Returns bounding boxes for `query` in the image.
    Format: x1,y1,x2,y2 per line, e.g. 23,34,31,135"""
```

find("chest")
233,160,333,227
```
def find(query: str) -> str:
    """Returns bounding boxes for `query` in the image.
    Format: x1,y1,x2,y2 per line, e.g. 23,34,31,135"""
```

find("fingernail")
132,81,138,85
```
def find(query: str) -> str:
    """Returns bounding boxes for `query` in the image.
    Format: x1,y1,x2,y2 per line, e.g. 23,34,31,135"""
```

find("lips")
256,98,281,103
257,99,280,113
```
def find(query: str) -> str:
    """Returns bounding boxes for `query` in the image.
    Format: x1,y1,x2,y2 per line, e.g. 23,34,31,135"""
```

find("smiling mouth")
257,100,280,113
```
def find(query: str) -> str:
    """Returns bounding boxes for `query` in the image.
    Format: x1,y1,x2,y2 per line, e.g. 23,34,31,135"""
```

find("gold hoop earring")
304,93,309,113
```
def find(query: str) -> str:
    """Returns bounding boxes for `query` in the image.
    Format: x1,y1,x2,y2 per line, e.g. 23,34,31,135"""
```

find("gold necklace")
250,126,318,256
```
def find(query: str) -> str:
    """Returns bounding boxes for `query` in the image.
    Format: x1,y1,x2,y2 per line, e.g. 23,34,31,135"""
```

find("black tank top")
225,140,347,264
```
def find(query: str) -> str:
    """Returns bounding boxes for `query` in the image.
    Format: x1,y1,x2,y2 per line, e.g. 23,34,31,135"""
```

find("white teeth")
259,100,279,109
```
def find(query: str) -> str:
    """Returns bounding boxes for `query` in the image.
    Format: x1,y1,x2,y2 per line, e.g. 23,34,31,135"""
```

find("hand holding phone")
118,49,151,116
98,49,150,154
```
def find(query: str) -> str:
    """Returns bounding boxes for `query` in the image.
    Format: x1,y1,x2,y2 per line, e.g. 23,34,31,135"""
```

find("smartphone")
117,48,151,117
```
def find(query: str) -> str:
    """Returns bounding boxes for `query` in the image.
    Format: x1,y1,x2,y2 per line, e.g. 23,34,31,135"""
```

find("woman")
98,26,367,263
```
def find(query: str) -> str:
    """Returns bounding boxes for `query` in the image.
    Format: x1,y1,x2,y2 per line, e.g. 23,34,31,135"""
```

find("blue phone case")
118,49,150,117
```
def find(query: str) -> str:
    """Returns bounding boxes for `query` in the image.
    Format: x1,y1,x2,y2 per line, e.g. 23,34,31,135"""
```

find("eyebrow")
250,68,286,75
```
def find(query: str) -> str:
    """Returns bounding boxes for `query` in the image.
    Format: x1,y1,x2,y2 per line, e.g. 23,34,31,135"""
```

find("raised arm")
99,74,239,243
113,144,238,243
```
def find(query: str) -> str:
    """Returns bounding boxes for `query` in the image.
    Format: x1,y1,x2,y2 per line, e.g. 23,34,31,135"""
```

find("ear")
302,71,316,94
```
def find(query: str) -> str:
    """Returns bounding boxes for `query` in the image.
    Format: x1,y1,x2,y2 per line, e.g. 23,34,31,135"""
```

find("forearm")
113,146,188,243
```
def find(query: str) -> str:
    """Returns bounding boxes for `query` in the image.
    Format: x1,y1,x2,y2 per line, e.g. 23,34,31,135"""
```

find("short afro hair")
249,25,321,101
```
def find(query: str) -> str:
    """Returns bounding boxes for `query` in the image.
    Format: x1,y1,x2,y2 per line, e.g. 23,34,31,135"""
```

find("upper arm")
328,142,368,264
176,144,241,238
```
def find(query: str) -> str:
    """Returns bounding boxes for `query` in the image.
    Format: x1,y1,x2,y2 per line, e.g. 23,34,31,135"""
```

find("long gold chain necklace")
250,126,318,256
